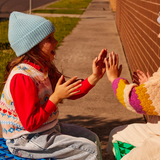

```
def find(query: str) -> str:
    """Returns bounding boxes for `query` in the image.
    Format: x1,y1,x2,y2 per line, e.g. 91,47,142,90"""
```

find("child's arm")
67,78,94,100
10,75,82,131
67,49,107,100
105,52,160,116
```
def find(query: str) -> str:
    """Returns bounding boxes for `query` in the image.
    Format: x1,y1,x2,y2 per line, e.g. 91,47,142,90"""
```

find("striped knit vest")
0,63,59,139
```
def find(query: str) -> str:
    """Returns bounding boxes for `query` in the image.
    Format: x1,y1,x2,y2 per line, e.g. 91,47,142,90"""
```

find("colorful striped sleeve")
112,77,159,115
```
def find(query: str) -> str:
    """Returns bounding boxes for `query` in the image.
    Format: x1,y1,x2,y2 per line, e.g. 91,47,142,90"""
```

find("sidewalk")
32,0,144,159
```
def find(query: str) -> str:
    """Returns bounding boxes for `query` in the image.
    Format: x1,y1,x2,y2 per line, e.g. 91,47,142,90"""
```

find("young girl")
0,11,107,160
105,14,160,160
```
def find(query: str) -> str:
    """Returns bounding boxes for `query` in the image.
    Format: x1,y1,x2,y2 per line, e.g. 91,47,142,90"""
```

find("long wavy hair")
3,44,63,91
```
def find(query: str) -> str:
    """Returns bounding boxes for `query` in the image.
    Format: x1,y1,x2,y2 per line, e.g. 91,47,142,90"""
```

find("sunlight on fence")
116,0,160,75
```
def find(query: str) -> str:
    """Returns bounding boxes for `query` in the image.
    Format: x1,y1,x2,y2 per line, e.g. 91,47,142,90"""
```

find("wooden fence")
116,0,160,76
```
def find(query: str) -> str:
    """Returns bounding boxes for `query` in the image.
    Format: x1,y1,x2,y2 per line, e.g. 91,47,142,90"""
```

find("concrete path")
14,0,145,159
32,12,81,18
51,0,144,159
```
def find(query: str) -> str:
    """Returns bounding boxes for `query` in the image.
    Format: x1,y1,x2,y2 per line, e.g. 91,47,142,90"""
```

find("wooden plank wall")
116,0,160,76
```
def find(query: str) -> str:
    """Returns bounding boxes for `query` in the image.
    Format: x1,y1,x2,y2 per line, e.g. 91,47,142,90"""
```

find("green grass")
0,17,80,47
0,17,80,90
0,20,8,43
46,17,80,47
47,0,92,9
0,49,15,92
33,0,92,14
32,9,84,14
0,20,9,50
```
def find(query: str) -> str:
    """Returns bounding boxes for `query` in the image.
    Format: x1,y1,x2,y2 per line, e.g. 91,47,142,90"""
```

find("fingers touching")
98,49,107,61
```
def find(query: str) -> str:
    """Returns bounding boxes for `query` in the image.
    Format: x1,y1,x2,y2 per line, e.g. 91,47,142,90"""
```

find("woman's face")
39,32,58,61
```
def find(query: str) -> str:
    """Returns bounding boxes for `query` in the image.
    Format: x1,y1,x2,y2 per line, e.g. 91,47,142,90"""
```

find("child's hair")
3,11,64,90
3,44,63,90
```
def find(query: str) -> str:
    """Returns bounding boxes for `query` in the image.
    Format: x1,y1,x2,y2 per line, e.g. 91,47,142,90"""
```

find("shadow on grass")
0,43,10,50
0,17,9,22
59,115,145,160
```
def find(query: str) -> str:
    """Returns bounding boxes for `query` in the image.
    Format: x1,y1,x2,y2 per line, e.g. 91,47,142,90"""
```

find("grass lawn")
0,49,15,90
0,17,80,91
46,17,80,47
0,17,80,48
32,9,84,15
47,0,92,9
0,20,8,44
33,0,92,14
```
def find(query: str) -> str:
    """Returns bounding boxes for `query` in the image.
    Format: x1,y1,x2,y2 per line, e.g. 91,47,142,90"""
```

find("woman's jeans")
6,122,102,160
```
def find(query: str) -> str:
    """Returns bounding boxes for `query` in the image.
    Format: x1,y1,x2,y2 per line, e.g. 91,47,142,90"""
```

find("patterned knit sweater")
0,63,59,139
112,68,160,115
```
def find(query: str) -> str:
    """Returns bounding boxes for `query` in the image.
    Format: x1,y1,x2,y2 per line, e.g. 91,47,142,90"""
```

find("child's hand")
92,49,107,79
49,75,82,105
88,49,107,85
132,70,150,85
105,52,122,83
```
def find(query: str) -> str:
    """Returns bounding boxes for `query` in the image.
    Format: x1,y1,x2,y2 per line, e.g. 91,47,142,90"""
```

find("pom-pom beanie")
8,11,55,57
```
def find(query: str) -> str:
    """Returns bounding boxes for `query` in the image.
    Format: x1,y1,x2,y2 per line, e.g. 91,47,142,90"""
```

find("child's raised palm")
92,49,107,79
105,52,122,83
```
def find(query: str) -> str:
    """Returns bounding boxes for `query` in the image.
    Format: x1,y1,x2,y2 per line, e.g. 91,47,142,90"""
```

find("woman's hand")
105,52,122,83
88,49,107,85
49,75,82,105
132,70,150,85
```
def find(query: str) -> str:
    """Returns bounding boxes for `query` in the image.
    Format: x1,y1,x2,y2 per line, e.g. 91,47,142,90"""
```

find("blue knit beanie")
8,11,55,57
